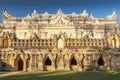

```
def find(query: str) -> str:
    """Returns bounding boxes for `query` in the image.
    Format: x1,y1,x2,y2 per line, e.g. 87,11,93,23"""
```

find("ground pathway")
0,72,20,79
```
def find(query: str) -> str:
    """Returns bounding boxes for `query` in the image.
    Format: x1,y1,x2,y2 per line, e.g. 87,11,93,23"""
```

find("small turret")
81,10,88,17
2,9,12,19
57,8,63,16
32,9,38,17
43,11,49,17
71,12,78,16
106,10,117,20
89,14,95,19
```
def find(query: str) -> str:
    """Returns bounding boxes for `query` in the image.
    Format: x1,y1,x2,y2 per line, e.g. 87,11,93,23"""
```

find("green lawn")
2,70,120,80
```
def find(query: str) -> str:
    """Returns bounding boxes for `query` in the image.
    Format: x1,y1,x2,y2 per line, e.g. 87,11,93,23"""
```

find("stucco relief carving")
3,36,9,48
107,33,120,48
57,33,65,49
50,9,72,26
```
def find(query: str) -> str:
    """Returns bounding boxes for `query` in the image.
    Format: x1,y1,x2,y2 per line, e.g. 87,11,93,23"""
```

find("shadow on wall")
0,61,14,71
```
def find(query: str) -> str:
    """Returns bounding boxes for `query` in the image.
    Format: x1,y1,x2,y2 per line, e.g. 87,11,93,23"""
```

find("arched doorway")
98,57,104,70
44,57,52,70
71,57,77,65
98,57,104,66
14,55,23,71
45,57,51,66
70,57,77,70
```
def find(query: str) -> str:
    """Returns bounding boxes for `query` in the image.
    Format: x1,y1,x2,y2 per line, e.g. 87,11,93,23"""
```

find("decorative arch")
96,53,108,70
98,57,104,66
45,56,52,66
14,54,23,71
70,53,78,65
3,35,9,48
70,57,77,65
70,54,78,70
13,51,24,60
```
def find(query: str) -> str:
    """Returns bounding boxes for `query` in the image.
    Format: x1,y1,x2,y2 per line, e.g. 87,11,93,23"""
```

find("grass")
2,70,120,80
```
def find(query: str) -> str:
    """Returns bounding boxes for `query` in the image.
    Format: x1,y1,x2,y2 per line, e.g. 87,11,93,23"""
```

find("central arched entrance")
14,55,23,71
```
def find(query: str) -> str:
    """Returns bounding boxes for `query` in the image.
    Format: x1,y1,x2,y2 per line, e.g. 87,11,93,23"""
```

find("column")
30,54,37,71
52,60,56,70
23,60,27,71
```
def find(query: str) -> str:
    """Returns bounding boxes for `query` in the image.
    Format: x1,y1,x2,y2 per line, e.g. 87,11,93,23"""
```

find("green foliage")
2,70,120,80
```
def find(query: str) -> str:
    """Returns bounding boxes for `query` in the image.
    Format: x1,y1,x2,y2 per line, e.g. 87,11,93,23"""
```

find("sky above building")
0,0,120,23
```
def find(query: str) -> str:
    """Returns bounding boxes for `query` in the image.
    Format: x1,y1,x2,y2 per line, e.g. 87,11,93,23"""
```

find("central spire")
57,8,63,15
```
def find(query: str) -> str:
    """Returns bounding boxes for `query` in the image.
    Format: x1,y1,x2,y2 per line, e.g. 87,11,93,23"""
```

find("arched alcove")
14,54,23,71
45,57,52,66
71,57,77,65
57,33,65,49
7,54,11,64
98,57,104,66
4,36,9,48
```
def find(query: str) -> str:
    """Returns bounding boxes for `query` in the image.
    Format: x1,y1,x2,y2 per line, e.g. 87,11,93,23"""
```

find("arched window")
71,57,77,65
98,57,104,66
45,57,52,66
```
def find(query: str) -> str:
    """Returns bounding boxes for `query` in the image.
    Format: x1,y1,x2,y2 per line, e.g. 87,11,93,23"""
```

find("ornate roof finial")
3,9,7,13
57,8,62,14
72,12,77,16
112,9,117,17
43,11,49,17
45,11,48,14
113,9,116,14
33,9,37,14
44,11,49,15
83,10,87,14
32,9,38,17
90,13,94,19
106,9,117,20
26,14,31,18
2,9,13,19
81,9,88,17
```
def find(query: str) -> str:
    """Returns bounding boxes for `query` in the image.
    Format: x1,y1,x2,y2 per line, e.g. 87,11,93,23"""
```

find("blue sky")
0,0,120,23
